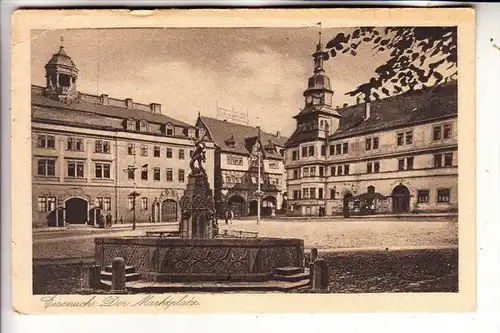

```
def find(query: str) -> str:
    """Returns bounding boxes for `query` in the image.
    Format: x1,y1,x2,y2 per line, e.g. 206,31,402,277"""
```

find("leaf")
380,39,390,46
351,50,357,56
429,58,445,70
374,37,382,44
433,71,443,83
373,92,380,100
363,37,371,42
394,85,403,93
411,52,419,61
335,44,344,51
330,49,337,57
352,29,360,39
382,87,390,96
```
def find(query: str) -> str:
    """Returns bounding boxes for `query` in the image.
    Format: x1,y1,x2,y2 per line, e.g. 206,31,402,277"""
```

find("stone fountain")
94,135,308,292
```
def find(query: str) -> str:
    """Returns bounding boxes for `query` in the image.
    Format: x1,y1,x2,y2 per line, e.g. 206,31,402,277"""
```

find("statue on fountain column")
189,134,207,175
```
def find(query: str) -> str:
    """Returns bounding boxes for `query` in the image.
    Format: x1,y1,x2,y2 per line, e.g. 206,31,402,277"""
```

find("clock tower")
292,29,341,139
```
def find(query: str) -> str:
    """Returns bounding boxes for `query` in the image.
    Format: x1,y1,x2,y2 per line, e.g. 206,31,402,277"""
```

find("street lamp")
123,152,141,231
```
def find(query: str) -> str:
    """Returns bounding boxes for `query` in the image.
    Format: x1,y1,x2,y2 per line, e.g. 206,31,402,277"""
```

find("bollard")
89,265,101,290
311,258,330,293
111,257,126,293
308,248,318,285
310,248,318,263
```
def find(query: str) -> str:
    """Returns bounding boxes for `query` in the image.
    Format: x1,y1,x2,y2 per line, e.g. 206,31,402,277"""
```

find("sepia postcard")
11,8,476,314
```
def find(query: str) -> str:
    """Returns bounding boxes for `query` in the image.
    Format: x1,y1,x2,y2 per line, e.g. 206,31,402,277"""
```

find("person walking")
224,209,229,225
229,209,234,224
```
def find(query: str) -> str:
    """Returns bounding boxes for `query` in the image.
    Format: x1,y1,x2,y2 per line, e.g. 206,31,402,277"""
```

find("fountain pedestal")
179,170,215,239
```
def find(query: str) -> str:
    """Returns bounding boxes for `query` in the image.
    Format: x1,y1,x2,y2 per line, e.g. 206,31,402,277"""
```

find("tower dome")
44,37,79,103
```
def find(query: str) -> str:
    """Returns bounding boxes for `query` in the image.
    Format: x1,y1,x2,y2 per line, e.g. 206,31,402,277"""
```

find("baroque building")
196,116,288,217
32,42,215,228
284,37,458,216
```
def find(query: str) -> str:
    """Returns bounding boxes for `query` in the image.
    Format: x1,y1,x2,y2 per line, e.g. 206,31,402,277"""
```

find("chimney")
276,131,281,138
100,94,109,106
343,103,348,108
364,97,371,121
125,98,134,109
335,105,340,111
150,103,161,114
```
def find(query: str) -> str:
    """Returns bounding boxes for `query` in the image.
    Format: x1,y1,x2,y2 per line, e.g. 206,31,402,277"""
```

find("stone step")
100,278,311,293
274,271,311,283
103,265,136,274
100,271,141,282
275,266,303,276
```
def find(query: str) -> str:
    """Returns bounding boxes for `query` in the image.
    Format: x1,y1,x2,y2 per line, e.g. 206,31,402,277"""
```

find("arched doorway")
161,199,178,222
228,195,245,217
65,197,88,224
249,200,258,216
262,196,276,216
392,185,410,213
343,193,353,218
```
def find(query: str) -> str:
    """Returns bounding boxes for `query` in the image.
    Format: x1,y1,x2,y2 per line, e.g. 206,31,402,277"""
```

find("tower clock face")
306,96,313,105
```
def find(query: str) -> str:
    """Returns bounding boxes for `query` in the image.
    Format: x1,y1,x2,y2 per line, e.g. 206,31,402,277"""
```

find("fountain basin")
95,236,304,283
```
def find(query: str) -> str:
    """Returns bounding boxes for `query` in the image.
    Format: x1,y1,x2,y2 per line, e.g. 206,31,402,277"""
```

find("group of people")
224,208,235,225
96,212,113,228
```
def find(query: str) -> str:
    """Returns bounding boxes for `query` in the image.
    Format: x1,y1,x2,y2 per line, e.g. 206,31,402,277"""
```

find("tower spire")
317,22,322,49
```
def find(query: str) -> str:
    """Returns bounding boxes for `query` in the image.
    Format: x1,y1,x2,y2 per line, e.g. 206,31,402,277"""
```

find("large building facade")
32,43,215,228
197,116,288,217
284,39,458,216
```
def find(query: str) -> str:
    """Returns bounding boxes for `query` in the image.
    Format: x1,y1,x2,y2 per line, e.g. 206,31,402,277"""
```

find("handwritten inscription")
40,295,200,310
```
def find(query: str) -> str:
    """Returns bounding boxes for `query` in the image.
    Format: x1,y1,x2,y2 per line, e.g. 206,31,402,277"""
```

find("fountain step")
274,271,311,283
275,266,303,276
100,278,310,293
103,265,136,274
100,271,141,282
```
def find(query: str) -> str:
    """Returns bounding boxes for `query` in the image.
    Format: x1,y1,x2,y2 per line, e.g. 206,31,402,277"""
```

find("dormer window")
165,123,174,136
139,120,149,132
225,134,236,148
188,127,196,138
198,127,206,140
126,119,135,131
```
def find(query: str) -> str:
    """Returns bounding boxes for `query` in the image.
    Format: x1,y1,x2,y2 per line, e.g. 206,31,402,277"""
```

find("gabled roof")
293,104,340,118
31,85,190,128
198,116,288,158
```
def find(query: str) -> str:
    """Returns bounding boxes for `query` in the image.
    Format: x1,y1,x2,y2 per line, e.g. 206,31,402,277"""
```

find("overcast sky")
31,28,392,137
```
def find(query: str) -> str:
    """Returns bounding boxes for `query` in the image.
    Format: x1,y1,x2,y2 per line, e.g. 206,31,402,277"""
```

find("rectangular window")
154,146,161,157
319,166,324,177
75,139,83,151
374,161,380,173
303,167,309,177
310,166,316,177
437,188,450,203
37,134,56,148
293,191,299,200
128,166,135,180
166,127,174,136
95,140,110,153
293,169,300,179
303,188,309,199
308,146,315,157
166,168,173,182
343,143,348,154
321,145,326,156
166,147,173,158
309,188,316,199
141,167,148,180
434,154,443,168
67,161,84,178
96,197,104,208
37,197,47,211
330,189,336,199
103,197,111,211
433,125,442,141
329,145,335,155
301,147,307,158
127,120,136,131
292,151,298,161
37,159,56,176
178,169,185,182
365,138,372,151
444,152,453,167
443,124,452,139
417,190,429,203
405,131,413,145
141,197,148,211
95,163,111,179
407,157,414,170
344,164,350,175
153,167,160,181
335,144,341,155
179,149,185,160
318,188,324,199
373,137,379,149
337,165,343,176
128,197,134,211
397,133,404,146
330,166,336,176
141,145,148,157
127,143,135,155
398,159,405,171
367,162,373,174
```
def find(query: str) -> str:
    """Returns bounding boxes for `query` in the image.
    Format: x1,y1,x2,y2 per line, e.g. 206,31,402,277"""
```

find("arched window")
367,186,375,193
